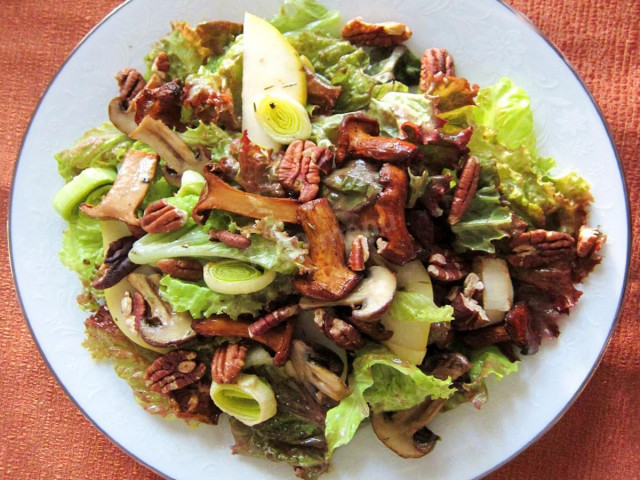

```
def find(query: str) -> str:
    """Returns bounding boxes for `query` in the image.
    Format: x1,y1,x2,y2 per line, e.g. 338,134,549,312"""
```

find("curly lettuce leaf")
322,160,382,217
178,120,234,159
159,274,292,320
368,91,438,138
325,345,453,453
55,122,133,181
271,0,341,36
388,292,454,324
445,346,519,410
310,113,346,147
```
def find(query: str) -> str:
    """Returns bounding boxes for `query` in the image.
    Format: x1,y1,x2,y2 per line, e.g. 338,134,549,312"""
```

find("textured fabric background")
1,0,638,478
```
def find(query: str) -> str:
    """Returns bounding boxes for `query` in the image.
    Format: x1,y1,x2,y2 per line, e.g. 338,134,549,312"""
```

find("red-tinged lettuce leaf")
425,73,479,113
230,367,329,480
82,307,174,417
511,263,583,315
227,132,285,197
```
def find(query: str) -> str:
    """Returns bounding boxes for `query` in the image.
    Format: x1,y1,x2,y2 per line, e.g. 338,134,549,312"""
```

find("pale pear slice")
241,12,306,150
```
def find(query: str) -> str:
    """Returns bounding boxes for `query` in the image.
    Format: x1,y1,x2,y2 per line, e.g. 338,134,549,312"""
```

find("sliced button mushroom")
293,198,361,300
299,265,397,323
127,273,196,347
371,352,470,458
284,340,351,403
79,150,158,226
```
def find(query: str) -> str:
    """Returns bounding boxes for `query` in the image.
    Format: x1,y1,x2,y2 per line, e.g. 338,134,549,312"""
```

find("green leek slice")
203,259,276,295
52,167,117,220
210,373,277,426
254,93,311,144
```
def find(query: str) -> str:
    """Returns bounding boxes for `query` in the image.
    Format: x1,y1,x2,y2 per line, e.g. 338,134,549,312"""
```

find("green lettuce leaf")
367,91,437,138
310,113,346,147
322,160,382,218
407,170,429,208
388,292,454,324
160,274,292,320
325,345,453,453
178,120,234,159
472,77,537,155
55,122,133,181
366,45,421,87
445,346,519,410
451,165,512,253
206,36,244,112
271,0,341,36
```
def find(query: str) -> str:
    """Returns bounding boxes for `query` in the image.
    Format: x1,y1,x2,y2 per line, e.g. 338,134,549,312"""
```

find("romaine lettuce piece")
388,292,454,324
178,120,234,159
55,122,133,182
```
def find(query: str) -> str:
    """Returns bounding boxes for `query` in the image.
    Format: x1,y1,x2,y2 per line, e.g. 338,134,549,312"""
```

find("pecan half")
170,382,221,425
140,198,188,233
375,164,417,265
342,17,412,47
349,317,393,341
427,248,469,282
508,229,576,268
145,350,206,394
91,236,138,290
209,229,252,249
459,324,511,350
115,68,145,107
248,304,301,337
151,51,170,80
156,258,203,281
314,309,364,350
448,156,481,225
278,140,333,204
348,235,370,272
211,342,249,384
419,48,455,92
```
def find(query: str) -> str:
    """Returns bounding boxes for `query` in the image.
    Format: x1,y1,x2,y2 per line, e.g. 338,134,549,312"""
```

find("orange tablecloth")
1,1,638,478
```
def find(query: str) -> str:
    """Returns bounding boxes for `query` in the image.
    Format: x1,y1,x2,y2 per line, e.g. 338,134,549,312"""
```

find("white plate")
10,1,629,479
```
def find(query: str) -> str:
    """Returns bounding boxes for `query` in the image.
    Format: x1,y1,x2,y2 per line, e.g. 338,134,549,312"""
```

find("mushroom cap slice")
127,273,196,347
299,266,397,323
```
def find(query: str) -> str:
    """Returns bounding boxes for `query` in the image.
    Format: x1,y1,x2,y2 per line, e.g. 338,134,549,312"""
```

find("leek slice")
210,373,277,426
203,259,276,295
177,170,205,197
52,167,117,220
254,93,311,144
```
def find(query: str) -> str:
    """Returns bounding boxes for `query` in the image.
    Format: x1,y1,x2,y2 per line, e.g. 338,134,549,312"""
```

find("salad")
51,1,605,478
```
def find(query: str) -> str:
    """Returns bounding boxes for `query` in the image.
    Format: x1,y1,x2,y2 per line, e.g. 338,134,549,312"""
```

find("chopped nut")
419,48,455,92
459,324,511,350
427,248,469,282
156,258,203,281
576,225,601,257
115,68,145,106
504,302,540,355
211,342,249,384
169,383,221,425
448,156,481,225
314,309,365,350
342,17,412,47
140,198,188,234
151,51,170,80
348,235,370,272
508,229,576,268
209,229,252,249
145,350,206,394
248,304,301,337
349,316,393,341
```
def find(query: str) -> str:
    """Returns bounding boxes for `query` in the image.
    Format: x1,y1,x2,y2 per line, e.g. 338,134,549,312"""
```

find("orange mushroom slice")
193,315,294,366
80,150,158,226
335,113,418,167
193,163,300,224
375,163,417,265
294,198,361,300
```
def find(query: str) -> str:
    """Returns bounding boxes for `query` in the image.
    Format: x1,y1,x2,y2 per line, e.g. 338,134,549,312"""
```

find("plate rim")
7,1,632,479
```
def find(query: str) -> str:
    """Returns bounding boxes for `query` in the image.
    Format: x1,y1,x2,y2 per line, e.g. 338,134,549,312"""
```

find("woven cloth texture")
1,0,638,478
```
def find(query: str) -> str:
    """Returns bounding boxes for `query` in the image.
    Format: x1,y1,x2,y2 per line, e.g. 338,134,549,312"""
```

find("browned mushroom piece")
303,66,342,115
129,116,203,176
79,150,159,226
284,340,351,404
192,315,294,366
370,352,470,458
335,113,418,166
193,164,300,224
293,198,361,300
127,273,197,347
375,164,417,265
299,265,396,323
108,73,165,135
